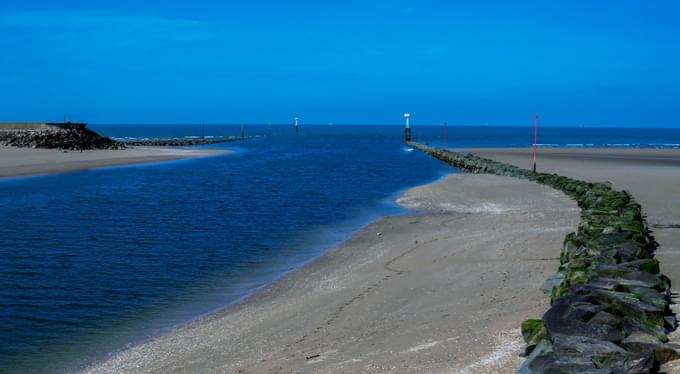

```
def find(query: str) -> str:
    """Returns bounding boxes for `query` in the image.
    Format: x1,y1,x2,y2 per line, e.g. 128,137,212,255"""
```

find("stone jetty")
0,123,124,150
410,142,679,374
120,136,255,147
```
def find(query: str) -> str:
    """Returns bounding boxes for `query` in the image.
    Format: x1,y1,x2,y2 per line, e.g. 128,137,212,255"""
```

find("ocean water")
93,124,680,148
1,125,679,373
0,125,452,373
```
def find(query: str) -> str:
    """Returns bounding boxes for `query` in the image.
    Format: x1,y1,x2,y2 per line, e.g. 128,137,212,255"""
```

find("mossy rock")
522,319,549,342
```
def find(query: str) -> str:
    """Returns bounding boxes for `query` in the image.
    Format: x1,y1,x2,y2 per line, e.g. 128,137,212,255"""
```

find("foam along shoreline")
83,172,580,373
0,145,230,178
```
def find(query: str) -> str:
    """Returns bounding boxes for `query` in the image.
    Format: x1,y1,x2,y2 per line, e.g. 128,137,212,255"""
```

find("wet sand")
0,146,229,178
83,173,580,373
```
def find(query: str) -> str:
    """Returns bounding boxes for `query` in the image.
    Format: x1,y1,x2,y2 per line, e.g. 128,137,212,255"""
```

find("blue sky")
1,1,679,126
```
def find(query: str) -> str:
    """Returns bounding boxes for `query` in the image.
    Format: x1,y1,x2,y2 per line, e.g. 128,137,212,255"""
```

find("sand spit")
83,173,579,373
0,146,229,178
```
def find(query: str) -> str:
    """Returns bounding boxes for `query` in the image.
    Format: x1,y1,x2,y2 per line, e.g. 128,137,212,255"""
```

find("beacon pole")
533,114,539,174
404,112,411,142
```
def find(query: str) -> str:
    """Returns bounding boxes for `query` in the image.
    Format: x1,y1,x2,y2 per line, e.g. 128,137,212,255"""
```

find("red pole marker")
533,114,539,173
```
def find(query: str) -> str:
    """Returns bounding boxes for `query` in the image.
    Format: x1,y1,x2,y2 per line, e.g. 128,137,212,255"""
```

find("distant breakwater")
0,126,124,150
120,136,257,147
410,142,679,373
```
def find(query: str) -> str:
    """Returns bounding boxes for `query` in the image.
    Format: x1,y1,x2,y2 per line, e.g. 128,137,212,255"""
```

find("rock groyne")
120,136,255,147
0,125,124,150
410,142,679,373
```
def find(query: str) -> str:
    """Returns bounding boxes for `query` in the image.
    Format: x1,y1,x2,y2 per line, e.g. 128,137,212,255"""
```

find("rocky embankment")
410,142,679,374
0,127,124,150
121,136,255,147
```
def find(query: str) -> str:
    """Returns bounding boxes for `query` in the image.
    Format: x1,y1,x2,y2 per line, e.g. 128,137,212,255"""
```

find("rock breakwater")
410,143,679,373
0,127,124,150
120,136,256,147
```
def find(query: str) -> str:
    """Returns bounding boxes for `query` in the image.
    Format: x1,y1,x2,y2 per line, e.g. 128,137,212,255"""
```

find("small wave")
649,143,680,147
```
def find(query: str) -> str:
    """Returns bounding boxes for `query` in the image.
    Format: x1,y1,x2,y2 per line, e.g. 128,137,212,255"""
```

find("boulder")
543,296,624,342
621,331,680,364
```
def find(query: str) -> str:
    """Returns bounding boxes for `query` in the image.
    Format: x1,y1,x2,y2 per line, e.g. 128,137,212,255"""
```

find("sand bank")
0,146,229,178
84,173,579,373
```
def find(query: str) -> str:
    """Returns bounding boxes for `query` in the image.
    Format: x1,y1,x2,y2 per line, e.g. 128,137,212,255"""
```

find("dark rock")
552,334,626,357
595,351,656,373
621,331,680,364
620,316,669,343
543,296,624,342
590,289,665,327
528,353,597,373
588,311,620,326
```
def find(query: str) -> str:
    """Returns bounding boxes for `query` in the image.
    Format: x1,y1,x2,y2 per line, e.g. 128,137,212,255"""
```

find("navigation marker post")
533,114,539,173
404,112,412,142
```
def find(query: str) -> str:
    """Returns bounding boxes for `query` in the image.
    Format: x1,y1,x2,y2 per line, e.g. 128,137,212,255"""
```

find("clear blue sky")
1,1,679,126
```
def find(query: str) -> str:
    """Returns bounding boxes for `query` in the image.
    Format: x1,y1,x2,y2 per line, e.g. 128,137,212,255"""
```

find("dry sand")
83,173,580,374
463,147,680,373
0,145,229,178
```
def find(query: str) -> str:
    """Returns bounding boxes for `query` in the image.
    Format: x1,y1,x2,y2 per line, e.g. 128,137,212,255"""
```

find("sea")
1,125,679,373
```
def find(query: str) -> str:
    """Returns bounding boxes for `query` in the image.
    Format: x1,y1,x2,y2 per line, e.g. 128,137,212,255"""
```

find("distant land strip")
410,142,679,374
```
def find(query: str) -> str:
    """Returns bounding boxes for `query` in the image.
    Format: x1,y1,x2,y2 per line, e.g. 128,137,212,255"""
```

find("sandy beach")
462,148,680,280
83,172,580,373
0,145,229,178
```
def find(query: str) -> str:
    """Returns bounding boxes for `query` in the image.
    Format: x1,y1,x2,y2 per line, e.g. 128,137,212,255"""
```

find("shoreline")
0,145,231,179
83,171,580,373
25,145,676,373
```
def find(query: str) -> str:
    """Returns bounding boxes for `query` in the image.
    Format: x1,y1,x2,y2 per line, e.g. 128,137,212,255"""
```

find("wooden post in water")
533,114,539,173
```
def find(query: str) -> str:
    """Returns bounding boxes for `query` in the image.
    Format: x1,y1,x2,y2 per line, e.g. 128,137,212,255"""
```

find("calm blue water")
1,125,679,373
0,125,452,373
